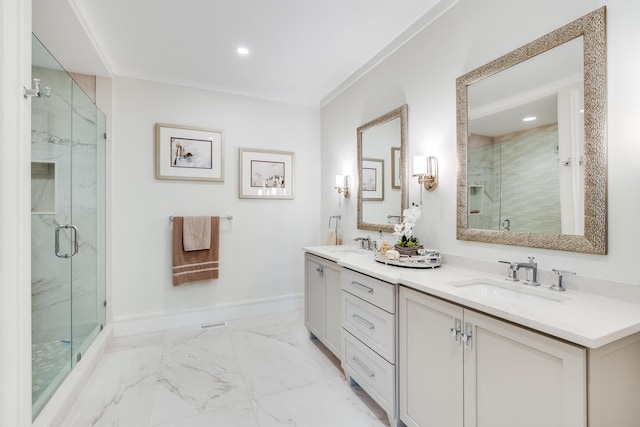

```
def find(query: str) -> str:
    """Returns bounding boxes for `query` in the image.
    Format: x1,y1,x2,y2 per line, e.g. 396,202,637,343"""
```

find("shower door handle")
54,225,67,258
55,225,79,258
69,225,79,257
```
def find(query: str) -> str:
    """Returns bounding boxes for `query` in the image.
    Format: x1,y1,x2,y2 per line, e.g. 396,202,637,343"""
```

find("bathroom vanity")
341,267,397,421
304,253,342,358
304,246,640,427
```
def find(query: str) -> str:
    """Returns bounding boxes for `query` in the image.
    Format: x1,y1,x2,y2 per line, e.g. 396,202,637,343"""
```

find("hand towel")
183,216,211,251
172,216,219,286
325,228,338,246
326,215,341,245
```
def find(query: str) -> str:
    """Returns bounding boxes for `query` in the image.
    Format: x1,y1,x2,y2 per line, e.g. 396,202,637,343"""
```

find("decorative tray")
374,250,442,269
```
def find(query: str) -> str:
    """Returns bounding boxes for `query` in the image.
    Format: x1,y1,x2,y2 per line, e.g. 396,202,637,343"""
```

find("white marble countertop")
304,245,640,349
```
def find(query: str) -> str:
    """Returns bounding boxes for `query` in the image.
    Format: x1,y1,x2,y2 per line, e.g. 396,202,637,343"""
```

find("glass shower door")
31,36,74,417
31,34,106,418
70,80,107,368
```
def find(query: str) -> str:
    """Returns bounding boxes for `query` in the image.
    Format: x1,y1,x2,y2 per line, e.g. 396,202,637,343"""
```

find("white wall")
111,77,321,329
1,0,32,424
321,0,640,285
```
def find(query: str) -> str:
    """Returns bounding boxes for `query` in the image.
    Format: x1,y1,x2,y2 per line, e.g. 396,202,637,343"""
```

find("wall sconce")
334,175,350,198
413,155,438,205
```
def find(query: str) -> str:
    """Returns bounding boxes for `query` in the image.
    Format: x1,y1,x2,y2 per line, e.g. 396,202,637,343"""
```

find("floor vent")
199,322,227,330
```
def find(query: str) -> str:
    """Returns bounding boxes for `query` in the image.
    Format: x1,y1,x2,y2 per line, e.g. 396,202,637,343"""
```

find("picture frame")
362,158,384,201
155,123,224,181
391,146,401,189
239,148,295,199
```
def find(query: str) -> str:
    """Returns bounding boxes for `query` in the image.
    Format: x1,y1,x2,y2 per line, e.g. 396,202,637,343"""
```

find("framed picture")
391,147,401,189
239,148,294,199
155,123,224,181
362,158,384,201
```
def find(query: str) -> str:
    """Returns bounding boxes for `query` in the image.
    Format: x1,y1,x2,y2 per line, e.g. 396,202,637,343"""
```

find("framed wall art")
362,158,384,201
239,148,294,199
155,123,224,181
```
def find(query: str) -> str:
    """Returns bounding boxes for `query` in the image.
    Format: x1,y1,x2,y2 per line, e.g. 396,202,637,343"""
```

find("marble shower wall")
467,135,499,230
31,64,104,346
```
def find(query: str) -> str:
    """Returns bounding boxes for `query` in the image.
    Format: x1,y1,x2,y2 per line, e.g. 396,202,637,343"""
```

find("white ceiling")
467,36,584,137
33,0,456,106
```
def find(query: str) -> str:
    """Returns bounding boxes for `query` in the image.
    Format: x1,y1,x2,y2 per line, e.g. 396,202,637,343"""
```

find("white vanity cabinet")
304,253,342,358
399,286,587,427
341,268,398,425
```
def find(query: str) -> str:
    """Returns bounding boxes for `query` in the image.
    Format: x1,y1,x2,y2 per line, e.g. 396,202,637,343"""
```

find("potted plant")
393,204,423,256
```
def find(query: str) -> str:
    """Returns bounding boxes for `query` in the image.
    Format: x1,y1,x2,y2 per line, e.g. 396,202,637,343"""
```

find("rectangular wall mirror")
357,104,409,232
456,7,607,254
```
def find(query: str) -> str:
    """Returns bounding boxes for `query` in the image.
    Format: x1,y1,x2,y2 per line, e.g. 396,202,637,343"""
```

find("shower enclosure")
30,35,106,418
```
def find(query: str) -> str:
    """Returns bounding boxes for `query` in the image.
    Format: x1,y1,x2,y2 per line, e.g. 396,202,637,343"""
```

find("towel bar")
328,214,341,228
170,215,233,221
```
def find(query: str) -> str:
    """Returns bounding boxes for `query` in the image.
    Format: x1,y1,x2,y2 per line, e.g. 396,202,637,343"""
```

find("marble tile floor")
61,310,390,426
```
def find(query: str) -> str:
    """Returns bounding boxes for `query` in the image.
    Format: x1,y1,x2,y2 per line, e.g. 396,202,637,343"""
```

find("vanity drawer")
342,268,395,313
343,330,395,414
343,291,395,363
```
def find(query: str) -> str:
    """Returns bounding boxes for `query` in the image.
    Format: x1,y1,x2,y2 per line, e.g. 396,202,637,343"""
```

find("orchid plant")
393,203,422,247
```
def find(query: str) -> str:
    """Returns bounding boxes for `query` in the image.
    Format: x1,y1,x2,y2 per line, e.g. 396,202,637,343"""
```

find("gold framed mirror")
456,7,607,254
357,104,409,232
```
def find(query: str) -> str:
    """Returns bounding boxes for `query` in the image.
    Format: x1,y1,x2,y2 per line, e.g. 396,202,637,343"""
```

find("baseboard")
113,293,304,337
32,324,113,427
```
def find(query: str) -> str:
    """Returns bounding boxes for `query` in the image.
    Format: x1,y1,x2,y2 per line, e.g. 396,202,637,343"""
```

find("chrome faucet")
354,236,372,250
549,269,576,292
499,260,520,281
518,257,540,286
498,256,539,286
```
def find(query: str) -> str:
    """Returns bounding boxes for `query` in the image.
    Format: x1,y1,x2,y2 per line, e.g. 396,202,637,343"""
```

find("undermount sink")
449,278,569,304
326,247,366,254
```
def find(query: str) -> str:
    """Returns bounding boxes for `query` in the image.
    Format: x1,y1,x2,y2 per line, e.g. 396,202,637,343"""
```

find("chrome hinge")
23,78,51,99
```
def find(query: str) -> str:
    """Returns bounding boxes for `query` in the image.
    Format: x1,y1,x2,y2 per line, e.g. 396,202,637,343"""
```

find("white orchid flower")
393,204,421,243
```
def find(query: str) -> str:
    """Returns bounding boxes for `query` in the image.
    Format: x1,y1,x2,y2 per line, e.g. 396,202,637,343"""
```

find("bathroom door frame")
0,0,34,426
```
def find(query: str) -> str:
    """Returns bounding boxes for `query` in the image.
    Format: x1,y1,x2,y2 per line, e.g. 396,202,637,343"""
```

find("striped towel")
172,216,219,286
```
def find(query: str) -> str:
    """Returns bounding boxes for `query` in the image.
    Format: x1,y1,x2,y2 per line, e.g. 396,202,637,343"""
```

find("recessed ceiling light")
522,116,537,122
237,47,249,56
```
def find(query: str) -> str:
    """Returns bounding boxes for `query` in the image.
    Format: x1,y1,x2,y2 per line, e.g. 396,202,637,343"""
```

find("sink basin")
326,247,366,254
449,279,568,304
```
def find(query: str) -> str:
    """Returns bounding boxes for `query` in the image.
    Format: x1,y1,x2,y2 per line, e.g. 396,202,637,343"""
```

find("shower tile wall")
31,66,101,348
467,135,499,230
32,35,106,418
468,126,561,233
32,65,73,345
499,126,561,233
70,79,102,348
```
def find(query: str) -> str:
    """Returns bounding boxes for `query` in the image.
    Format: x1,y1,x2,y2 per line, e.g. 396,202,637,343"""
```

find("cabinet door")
323,261,342,358
399,287,464,427
304,256,323,339
463,310,586,427
589,332,640,427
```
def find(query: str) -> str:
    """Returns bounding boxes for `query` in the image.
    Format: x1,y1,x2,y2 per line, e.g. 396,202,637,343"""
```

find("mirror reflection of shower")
465,36,585,236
